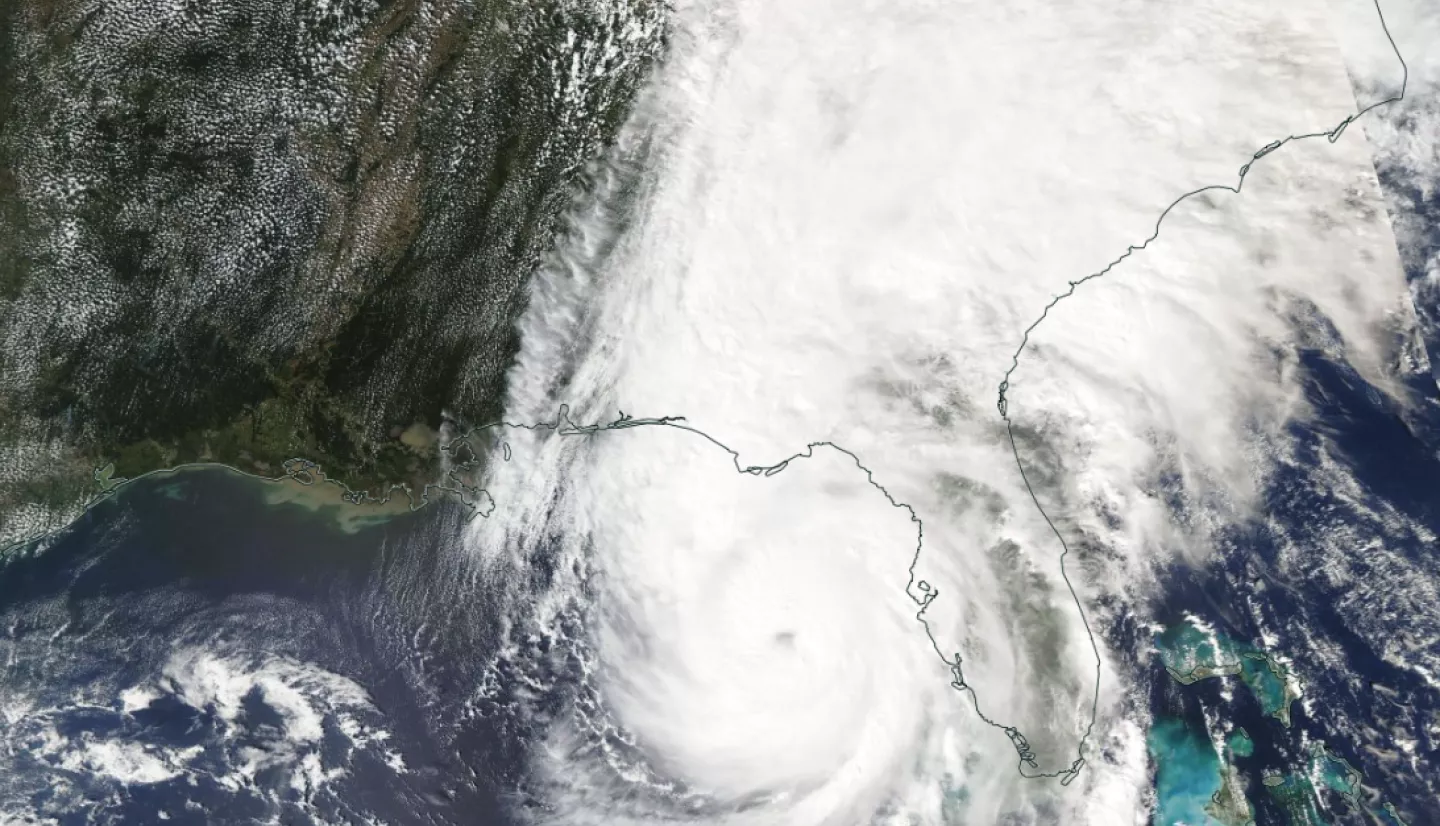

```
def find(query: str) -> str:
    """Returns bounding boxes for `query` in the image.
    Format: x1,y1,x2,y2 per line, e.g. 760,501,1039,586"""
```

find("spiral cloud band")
464,0,1415,821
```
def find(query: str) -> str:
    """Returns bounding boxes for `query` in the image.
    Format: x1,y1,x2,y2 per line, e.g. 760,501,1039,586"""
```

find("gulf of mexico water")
0,467,550,825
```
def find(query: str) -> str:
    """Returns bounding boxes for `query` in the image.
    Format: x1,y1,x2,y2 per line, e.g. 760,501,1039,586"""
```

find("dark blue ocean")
3,194,1439,826
0,471,561,824
1139,150,1440,825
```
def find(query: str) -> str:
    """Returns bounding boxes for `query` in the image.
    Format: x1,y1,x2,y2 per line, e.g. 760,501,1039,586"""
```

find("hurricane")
0,0,1430,822
458,0,1419,822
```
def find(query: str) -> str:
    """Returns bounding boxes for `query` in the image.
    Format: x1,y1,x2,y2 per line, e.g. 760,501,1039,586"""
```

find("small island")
1155,619,1303,727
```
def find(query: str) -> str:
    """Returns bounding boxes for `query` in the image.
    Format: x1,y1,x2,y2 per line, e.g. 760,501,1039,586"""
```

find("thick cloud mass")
469,0,1415,822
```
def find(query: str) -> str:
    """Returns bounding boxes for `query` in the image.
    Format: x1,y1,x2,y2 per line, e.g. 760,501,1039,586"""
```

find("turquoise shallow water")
1154,621,1298,726
1150,610,1417,825
1149,718,1227,826
1228,729,1254,759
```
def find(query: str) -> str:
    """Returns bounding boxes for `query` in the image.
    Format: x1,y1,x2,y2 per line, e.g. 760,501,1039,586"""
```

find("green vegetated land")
0,0,666,544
